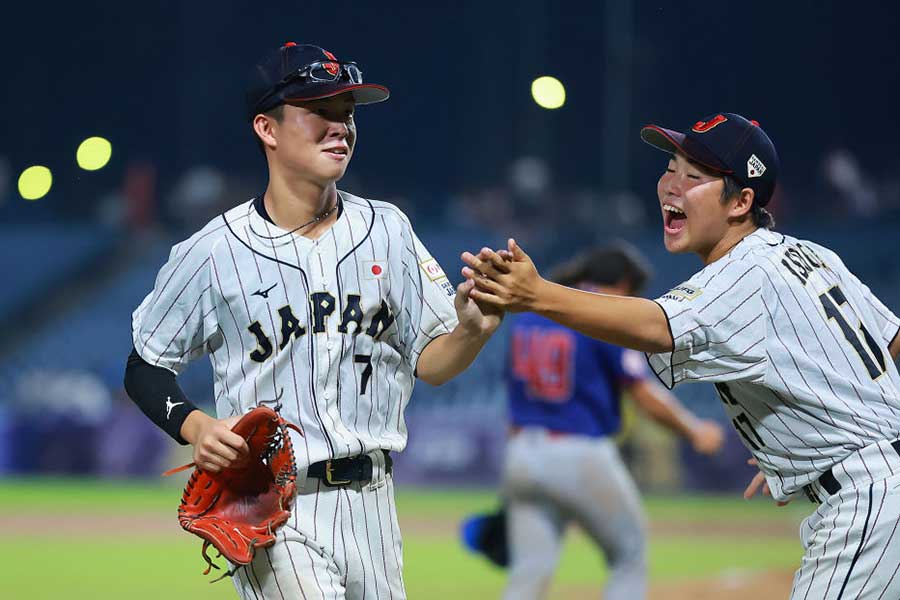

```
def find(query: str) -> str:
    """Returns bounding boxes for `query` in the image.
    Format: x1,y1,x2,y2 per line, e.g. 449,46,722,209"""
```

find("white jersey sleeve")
399,221,458,372
132,228,220,375
648,258,768,388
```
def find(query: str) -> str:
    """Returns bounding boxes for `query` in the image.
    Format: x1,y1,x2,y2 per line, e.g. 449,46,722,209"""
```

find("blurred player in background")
462,113,900,599
498,242,724,600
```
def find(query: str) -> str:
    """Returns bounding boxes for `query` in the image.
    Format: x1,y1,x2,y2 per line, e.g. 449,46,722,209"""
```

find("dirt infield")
1,513,177,536
552,569,794,599
652,570,794,600
3,511,798,539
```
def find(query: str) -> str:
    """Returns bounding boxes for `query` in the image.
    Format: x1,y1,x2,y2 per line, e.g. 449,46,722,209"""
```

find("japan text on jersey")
132,192,459,468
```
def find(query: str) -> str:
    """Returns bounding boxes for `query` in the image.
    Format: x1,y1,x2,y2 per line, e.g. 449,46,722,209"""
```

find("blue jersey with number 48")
505,312,648,437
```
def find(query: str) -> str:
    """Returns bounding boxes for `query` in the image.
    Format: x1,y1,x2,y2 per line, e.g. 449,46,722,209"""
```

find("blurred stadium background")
2,1,899,598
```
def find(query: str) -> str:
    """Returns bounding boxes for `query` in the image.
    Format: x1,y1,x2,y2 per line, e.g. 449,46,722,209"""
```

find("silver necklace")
250,196,339,240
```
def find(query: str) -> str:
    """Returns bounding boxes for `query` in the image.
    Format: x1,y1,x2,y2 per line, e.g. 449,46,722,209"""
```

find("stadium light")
18,165,52,200
531,76,566,110
76,136,112,171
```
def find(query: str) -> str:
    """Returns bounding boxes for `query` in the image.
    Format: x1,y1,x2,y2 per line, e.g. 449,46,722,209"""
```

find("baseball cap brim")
283,82,390,105
640,125,733,174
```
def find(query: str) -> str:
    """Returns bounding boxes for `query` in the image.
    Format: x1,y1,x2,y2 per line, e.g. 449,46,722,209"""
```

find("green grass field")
0,479,808,599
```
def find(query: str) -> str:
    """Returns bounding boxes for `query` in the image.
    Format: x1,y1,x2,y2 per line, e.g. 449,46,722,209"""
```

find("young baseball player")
462,113,900,599
499,243,724,600
124,42,502,599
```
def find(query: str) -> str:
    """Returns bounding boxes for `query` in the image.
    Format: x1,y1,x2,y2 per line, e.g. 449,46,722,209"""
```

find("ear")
253,114,278,152
729,187,755,219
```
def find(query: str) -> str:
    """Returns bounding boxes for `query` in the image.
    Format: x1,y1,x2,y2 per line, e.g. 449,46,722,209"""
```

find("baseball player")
499,243,724,600
461,112,900,599
123,42,501,600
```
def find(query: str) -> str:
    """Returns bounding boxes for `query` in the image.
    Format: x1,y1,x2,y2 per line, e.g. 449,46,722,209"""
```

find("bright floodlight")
76,136,112,171
531,76,566,110
18,166,53,200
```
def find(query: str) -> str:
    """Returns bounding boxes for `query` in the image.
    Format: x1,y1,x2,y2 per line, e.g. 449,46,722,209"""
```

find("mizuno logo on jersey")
660,284,703,302
245,294,396,363
252,283,278,299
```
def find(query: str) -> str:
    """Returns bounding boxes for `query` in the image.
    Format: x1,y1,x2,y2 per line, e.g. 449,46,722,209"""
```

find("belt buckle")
325,459,352,486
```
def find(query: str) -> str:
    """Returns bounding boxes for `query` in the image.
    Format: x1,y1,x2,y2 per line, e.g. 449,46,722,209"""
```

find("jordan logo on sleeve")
165,396,184,420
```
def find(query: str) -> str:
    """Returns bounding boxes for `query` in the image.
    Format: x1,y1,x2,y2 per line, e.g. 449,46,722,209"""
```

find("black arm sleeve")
124,346,199,445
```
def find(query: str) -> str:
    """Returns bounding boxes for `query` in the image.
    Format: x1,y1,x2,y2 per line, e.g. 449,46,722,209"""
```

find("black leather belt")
805,439,900,502
307,450,393,487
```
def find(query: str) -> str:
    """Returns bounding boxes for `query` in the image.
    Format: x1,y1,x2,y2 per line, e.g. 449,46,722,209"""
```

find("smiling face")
657,152,733,259
257,93,357,186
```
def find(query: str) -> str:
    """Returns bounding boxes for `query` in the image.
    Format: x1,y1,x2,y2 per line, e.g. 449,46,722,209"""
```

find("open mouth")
663,204,687,234
324,147,349,159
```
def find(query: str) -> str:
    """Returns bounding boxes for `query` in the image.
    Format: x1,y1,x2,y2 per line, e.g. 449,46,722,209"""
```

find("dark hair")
721,174,775,229
551,241,653,295
254,105,285,157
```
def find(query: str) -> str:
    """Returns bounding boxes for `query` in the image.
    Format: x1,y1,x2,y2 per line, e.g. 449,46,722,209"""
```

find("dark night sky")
2,0,899,216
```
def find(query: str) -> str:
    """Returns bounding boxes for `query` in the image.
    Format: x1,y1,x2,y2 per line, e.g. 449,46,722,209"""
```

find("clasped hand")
460,238,543,312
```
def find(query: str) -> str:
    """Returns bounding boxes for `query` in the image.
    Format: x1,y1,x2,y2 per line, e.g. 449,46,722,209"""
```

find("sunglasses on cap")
281,60,363,86
251,60,364,112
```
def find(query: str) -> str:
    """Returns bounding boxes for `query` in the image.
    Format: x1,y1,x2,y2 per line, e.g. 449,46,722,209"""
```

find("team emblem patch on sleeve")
661,284,704,302
364,260,387,280
420,257,447,282
747,154,766,178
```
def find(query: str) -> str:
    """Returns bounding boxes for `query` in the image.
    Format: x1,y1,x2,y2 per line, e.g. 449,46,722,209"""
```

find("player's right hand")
461,239,544,312
180,411,251,473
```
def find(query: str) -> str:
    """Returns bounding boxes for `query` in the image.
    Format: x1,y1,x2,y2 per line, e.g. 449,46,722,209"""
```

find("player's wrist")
456,317,495,342
179,409,207,445
529,277,556,314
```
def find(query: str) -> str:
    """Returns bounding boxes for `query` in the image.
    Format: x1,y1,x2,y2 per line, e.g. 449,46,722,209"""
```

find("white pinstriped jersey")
132,192,458,467
649,228,900,501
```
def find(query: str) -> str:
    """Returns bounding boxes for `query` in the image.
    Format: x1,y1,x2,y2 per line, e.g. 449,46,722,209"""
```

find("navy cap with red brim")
639,113,780,207
246,42,390,120
282,82,390,105
640,125,733,174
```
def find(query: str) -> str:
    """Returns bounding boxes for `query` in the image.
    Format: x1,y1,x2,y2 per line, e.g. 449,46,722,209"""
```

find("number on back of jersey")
510,328,575,402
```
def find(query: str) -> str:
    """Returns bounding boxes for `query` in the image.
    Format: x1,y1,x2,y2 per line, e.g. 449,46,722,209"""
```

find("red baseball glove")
163,406,303,581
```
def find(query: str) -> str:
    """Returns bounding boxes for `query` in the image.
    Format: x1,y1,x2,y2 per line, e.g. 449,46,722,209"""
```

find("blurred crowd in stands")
1,150,899,488
5,144,900,232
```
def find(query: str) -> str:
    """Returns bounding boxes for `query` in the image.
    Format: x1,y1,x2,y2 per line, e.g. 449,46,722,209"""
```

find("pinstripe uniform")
132,192,458,599
649,227,900,599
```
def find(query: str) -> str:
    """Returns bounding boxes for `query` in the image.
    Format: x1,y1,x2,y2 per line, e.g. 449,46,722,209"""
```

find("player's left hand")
454,278,504,336
460,239,545,312
743,458,791,506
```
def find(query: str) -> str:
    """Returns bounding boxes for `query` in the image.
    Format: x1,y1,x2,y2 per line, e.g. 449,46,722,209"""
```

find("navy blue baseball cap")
640,113,780,206
246,42,390,121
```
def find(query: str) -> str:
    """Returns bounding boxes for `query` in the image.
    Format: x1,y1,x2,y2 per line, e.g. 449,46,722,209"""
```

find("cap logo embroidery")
692,114,728,133
322,50,340,76
747,154,766,178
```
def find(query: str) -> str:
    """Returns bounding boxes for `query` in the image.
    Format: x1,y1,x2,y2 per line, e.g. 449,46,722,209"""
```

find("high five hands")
460,239,544,312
